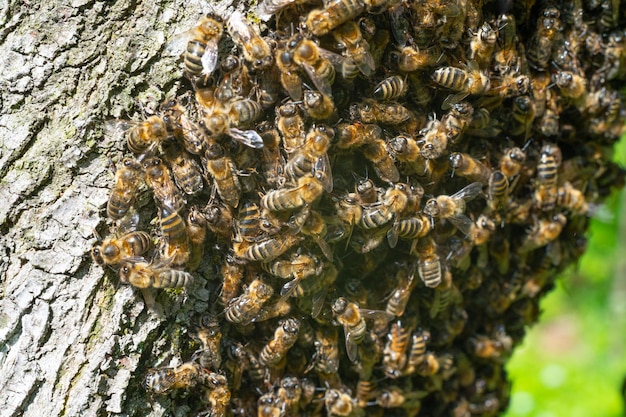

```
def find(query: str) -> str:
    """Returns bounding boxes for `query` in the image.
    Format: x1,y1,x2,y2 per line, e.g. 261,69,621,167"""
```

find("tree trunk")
0,1,231,415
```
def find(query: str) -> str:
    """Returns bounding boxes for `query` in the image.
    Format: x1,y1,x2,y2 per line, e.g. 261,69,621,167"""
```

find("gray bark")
0,1,232,415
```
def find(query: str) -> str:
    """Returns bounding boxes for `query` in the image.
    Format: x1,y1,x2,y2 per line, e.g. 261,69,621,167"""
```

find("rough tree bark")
0,1,234,415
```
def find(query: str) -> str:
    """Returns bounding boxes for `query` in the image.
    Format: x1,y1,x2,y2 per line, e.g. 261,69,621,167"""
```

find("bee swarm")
95,0,626,416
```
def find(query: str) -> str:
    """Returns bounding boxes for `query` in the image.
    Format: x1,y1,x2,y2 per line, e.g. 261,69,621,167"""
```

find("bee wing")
314,154,333,193
256,0,296,19
318,47,349,69
201,38,220,76
447,214,475,237
442,92,470,110
355,51,375,77
227,11,253,44
314,236,334,262
360,309,395,323
227,127,265,149
117,209,140,234
300,62,334,98
310,288,327,319
280,278,299,297
164,30,190,57
451,181,483,201
386,222,399,248
103,119,135,142
282,73,304,101
344,328,359,362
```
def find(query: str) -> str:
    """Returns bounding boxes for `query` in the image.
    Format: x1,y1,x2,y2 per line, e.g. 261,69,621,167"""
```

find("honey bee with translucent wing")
92,212,152,267
423,182,483,236
227,11,274,70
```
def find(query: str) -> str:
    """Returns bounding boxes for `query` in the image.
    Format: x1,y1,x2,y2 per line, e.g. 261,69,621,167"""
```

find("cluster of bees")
93,0,626,415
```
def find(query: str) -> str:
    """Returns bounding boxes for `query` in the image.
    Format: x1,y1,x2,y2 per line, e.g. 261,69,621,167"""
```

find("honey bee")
115,115,169,155
423,182,483,236
373,75,407,101
469,22,497,68
443,102,474,145
387,213,431,249
274,103,306,156
266,252,323,296
449,152,491,184
332,21,375,76
355,379,377,409
324,388,356,417
385,266,417,317
224,278,274,324
183,14,224,78
203,143,241,208
376,387,426,411
220,254,243,306
257,393,281,417
162,145,204,196
236,201,265,243
466,107,501,137
158,205,191,267
259,317,301,367
415,236,442,288
204,201,234,239
226,11,273,70
143,157,185,213
291,36,336,98
143,362,202,394
193,314,222,370
355,177,378,205
107,158,144,221
553,70,587,99
254,298,293,323
332,297,391,362
350,99,411,125
499,147,526,179
186,207,207,271
119,260,194,288
261,174,325,212
432,60,490,109
388,134,427,176
286,124,334,192
202,100,264,149
303,89,337,122
405,330,429,373
487,170,509,212
360,183,409,229
203,372,231,417
91,229,152,267
311,327,341,375
334,193,362,245
161,100,208,155
521,214,567,252
257,121,286,188
417,114,448,160
276,377,304,414
468,329,512,359
390,45,444,72
235,232,303,263
556,181,589,215
335,122,382,149
382,320,411,379
305,0,365,37
362,139,400,183
526,6,562,71
489,70,531,99
468,214,496,246
533,144,560,211
275,43,304,102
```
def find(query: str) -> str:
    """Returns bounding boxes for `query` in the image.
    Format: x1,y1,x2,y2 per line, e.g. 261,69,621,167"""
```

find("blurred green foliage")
504,136,626,417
